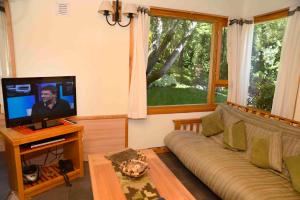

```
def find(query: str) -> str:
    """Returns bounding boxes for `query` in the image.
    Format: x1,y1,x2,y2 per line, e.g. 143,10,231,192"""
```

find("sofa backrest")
217,104,300,177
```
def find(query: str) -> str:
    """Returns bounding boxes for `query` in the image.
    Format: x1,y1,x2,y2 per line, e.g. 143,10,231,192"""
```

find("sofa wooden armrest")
173,118,202,133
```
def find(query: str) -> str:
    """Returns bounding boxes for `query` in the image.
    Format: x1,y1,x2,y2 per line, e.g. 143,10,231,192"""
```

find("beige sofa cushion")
165,131,300,200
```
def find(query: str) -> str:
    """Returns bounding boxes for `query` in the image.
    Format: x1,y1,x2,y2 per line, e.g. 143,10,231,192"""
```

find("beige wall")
242,0,300,18
9,0,243,148
8,0,300,149
129,112,211,149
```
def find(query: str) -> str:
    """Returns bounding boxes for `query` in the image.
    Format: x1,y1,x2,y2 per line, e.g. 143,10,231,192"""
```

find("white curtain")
271,7,300,119
128,8,150,119
227,19,254,106
0,9,11,78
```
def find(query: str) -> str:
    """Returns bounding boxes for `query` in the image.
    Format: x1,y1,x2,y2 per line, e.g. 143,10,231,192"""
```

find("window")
248,11,288,111
146,8,228,113
219,27,228,81
215,86,228,103
214,26,228,104
147,17,212,106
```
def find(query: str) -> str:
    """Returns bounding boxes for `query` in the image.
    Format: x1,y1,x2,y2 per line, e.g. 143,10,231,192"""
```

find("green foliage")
148,17,212,88
147,16,227,106
148,87,207,106
248,18,287,111
215,87,228,103
151,74,178,87
148,87,227,106
220,28,228,80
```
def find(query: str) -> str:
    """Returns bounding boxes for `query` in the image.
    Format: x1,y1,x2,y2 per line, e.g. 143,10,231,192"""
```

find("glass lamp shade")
98,1,114,15
123,4,137,16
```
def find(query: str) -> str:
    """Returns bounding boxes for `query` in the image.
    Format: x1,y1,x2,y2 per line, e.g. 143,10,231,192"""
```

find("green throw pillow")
250,137,270,168
201,111,224,137
250,133,282,172
284,155,300,193
223,120,247,151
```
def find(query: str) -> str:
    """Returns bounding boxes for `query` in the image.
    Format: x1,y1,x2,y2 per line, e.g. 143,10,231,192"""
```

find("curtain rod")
288,6,300,16
229,19,253,26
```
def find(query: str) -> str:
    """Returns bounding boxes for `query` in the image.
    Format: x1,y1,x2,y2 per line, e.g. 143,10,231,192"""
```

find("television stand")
27,119,63,131
0,124,84,200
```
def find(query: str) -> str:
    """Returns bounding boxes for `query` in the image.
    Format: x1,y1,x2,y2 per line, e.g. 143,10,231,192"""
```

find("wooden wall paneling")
76,117,127,161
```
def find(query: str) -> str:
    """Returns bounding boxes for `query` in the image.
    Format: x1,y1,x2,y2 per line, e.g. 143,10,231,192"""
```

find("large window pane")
215,87,228,103
248,18,287,111
147,16,212,106
219,27,228,80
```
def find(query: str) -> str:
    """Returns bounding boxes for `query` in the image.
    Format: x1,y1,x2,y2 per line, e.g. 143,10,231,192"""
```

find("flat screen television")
1,76,77,129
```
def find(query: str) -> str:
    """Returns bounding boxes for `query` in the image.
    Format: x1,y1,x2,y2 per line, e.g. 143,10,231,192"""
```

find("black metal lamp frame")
102,0,134,27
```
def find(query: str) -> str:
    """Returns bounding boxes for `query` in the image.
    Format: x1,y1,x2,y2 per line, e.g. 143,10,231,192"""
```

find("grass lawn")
147,87,227,106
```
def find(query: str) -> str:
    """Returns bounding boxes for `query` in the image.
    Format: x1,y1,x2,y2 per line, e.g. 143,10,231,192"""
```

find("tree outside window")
147,16,227,106
248,18,287,111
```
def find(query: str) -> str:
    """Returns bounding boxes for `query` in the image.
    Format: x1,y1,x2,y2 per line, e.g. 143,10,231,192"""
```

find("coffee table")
88,149,196,200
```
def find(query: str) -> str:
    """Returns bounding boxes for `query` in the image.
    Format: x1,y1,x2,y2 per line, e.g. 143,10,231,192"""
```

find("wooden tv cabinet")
0,124,84,200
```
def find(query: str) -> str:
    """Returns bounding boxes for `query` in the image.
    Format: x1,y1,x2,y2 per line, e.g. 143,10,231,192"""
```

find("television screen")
2,76,77,128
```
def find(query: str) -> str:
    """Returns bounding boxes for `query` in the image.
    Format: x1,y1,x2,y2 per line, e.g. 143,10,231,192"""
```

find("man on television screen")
31,85,71,118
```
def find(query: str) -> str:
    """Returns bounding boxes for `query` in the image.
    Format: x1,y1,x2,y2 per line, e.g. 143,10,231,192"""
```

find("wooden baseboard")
150,146,170,154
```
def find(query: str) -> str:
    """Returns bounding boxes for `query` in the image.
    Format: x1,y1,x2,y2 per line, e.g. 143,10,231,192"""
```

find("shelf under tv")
0,124,84,200
20,137,78,155
23,165,81,197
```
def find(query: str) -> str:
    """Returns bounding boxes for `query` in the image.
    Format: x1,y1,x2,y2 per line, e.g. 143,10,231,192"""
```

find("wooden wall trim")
70,114,127,121
149,146,170,154
254,8,289,24
148,104,216,115
3,0,16,77
150,6,228,25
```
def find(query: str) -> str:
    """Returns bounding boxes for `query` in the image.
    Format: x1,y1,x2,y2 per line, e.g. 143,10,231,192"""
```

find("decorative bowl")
119,159,149,178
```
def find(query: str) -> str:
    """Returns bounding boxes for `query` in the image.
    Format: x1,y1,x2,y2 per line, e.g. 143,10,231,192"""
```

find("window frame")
129,7,229,114
215,26,228,84
254,8,289,24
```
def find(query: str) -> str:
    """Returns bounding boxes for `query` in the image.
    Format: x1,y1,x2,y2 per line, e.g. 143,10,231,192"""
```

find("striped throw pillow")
250,133,282,172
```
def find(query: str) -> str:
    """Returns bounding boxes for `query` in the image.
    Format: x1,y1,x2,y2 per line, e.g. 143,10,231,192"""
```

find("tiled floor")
0,151,220,200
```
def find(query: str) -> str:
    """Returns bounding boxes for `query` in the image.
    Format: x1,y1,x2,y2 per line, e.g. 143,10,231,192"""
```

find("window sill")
147,104,217,115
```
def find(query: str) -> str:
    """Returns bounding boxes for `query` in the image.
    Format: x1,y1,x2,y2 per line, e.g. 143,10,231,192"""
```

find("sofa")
164,103,300,200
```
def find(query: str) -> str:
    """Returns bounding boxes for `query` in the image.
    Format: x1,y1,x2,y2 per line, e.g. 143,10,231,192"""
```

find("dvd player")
22,135,66,149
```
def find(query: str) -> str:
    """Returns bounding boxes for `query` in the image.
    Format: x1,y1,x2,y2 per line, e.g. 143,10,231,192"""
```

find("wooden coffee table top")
88,149,196,200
